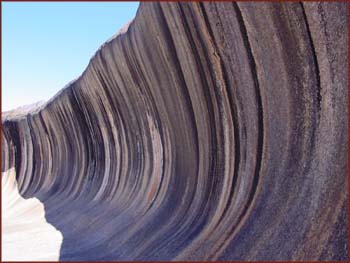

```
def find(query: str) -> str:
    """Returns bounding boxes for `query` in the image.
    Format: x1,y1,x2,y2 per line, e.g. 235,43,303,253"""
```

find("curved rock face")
2,2,348,261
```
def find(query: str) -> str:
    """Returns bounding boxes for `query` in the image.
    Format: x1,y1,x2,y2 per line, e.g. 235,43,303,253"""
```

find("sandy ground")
2,168,63,261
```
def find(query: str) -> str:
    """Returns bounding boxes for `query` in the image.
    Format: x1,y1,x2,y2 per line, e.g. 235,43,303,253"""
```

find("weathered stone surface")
2,2,348,261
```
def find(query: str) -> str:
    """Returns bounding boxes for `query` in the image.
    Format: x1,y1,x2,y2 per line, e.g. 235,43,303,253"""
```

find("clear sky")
2,2,139,112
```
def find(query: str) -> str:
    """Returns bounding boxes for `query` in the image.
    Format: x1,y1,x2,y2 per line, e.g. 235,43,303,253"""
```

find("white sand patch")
2,168,63,261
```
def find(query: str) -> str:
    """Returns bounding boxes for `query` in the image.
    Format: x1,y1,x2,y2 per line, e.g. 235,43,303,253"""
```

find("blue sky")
2,2,139,111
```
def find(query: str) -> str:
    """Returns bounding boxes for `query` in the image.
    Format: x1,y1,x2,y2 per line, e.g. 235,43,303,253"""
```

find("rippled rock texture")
2,2,348,261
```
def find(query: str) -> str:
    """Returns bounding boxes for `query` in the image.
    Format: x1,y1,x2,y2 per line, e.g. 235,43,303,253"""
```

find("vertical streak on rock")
300,2,322,112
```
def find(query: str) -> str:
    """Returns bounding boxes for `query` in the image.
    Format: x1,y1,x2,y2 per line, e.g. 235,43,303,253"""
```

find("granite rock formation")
2,2,348,261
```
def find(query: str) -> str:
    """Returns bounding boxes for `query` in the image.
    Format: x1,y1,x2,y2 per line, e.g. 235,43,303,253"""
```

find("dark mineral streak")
2,2,348,261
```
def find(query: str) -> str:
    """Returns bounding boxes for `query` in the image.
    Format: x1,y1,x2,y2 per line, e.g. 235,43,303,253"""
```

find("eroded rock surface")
2,2,348,261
